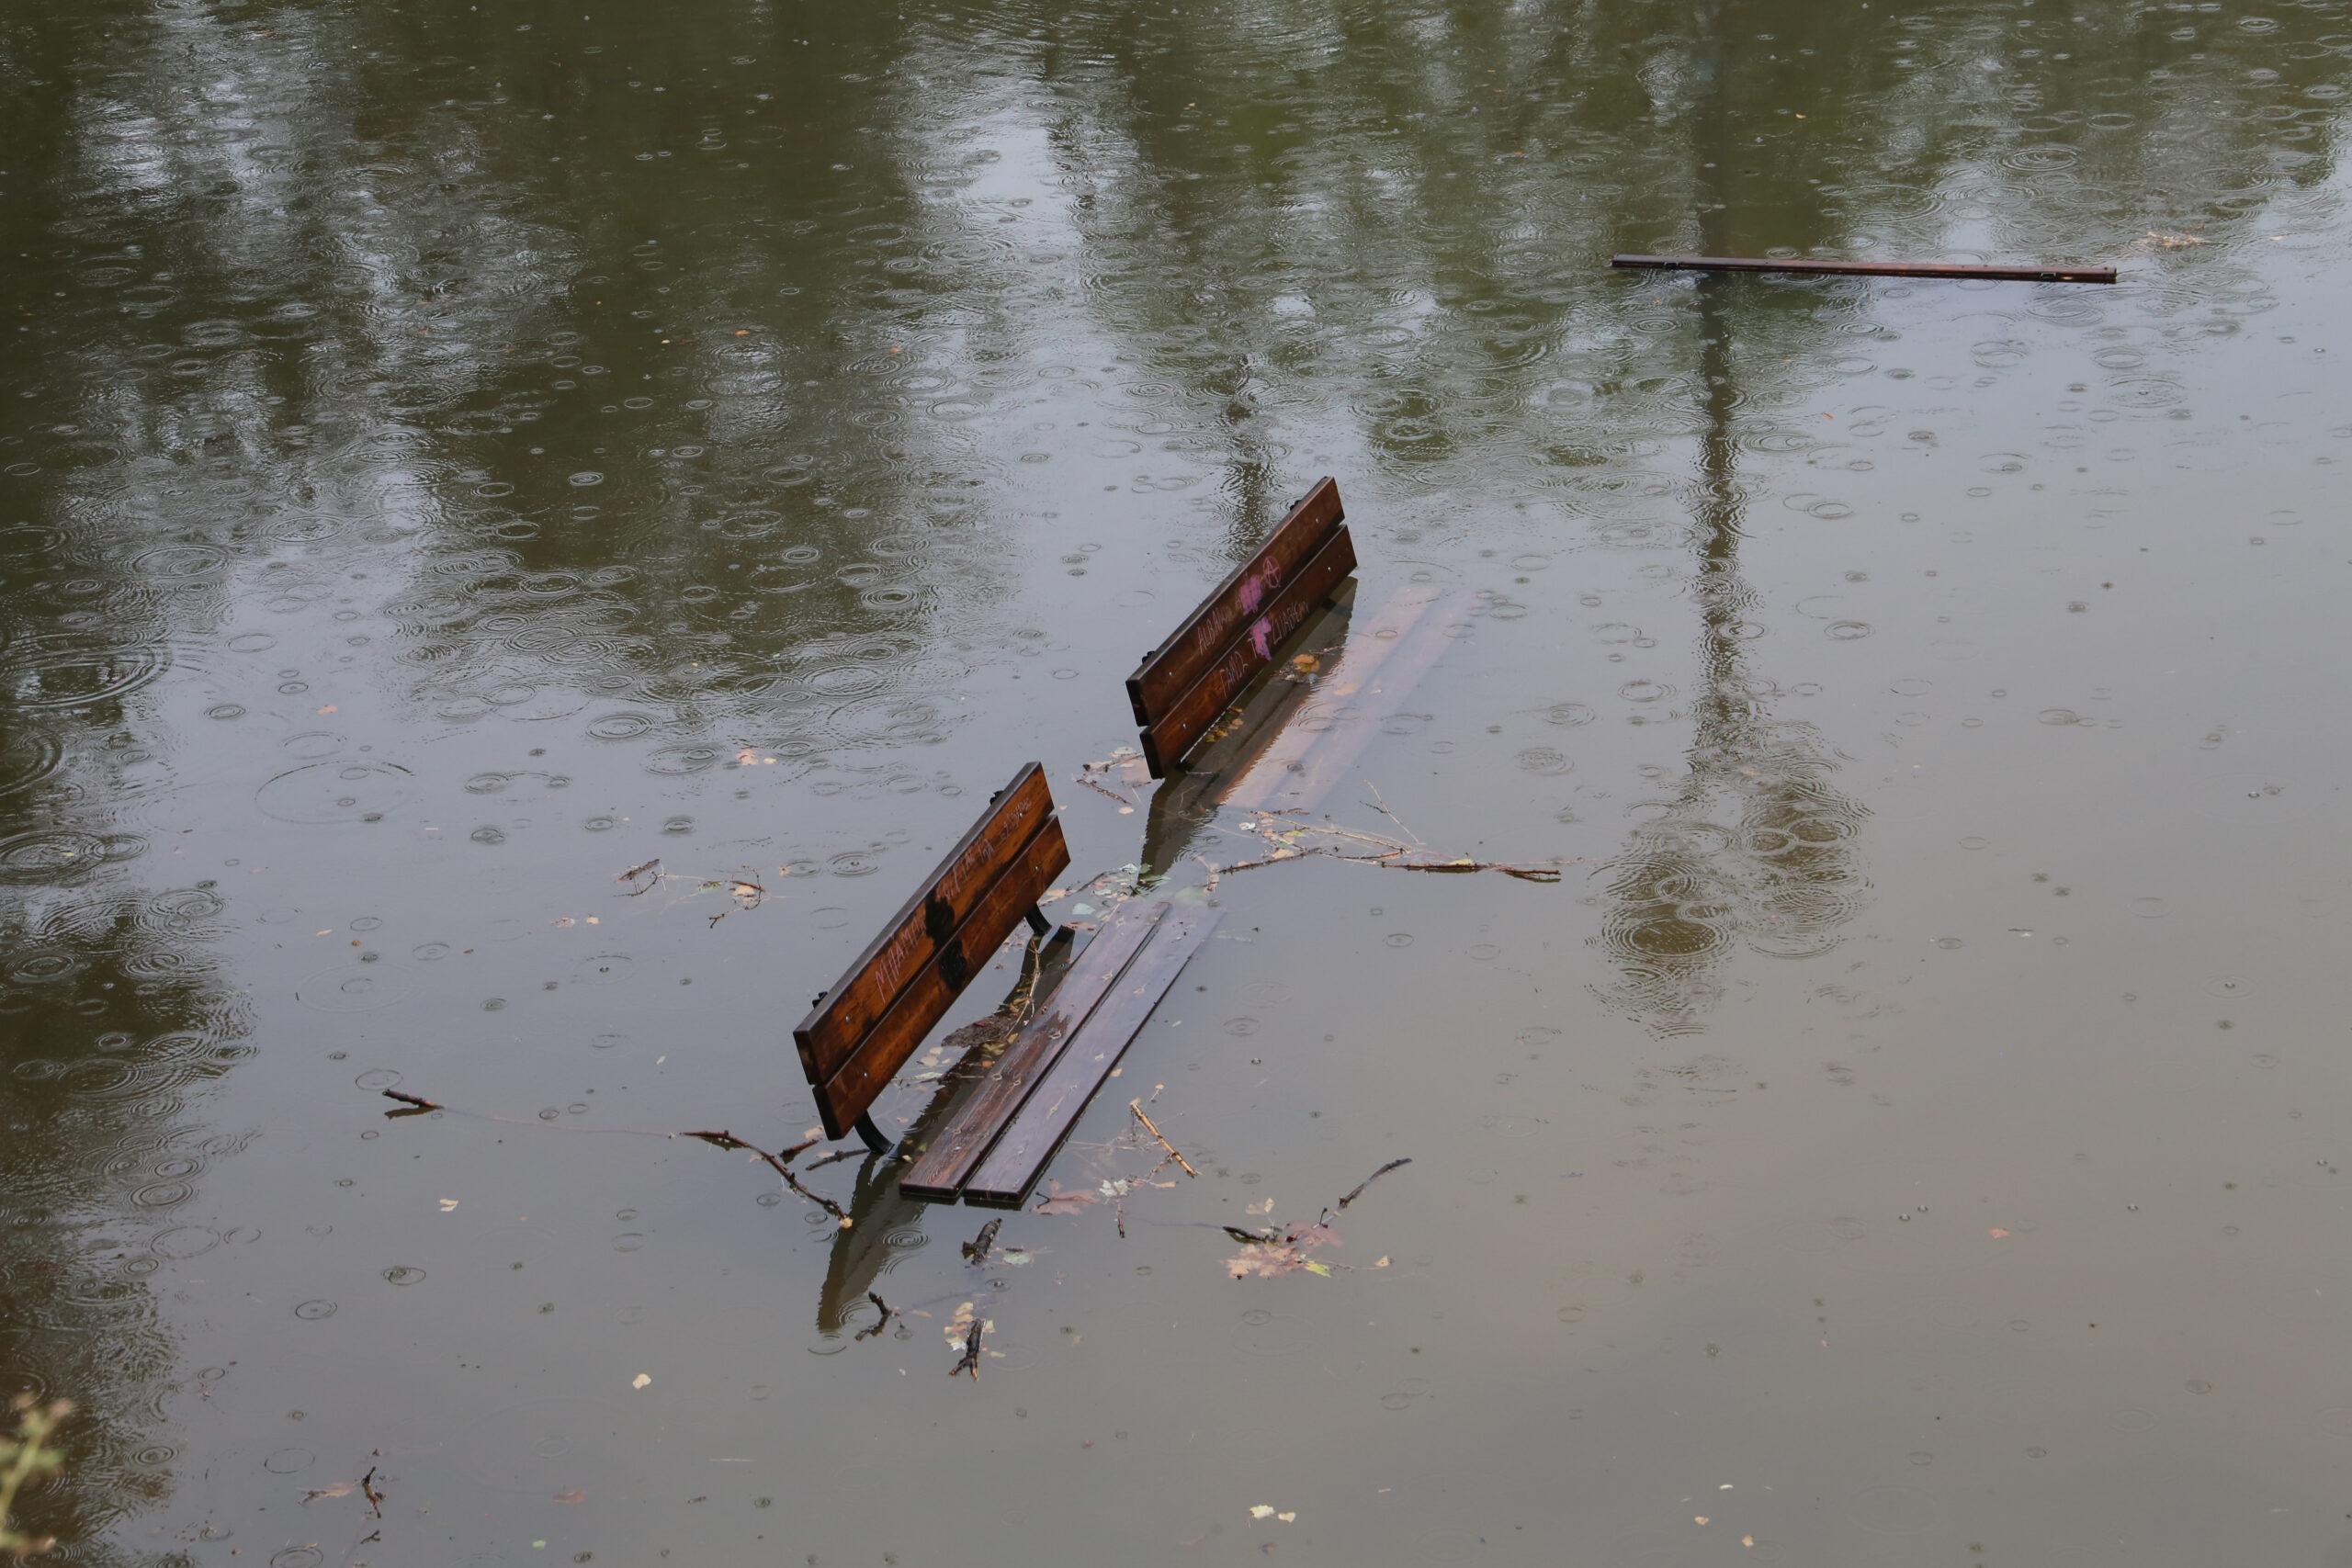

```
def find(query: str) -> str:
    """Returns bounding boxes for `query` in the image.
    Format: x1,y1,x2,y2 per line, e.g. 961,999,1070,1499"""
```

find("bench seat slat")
963,906,1223,1207
897,901,1170,1201
1220,586,1467,813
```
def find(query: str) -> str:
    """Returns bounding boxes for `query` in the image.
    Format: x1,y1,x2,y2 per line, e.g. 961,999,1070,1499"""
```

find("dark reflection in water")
0,890,249,1555
0,0,2347,1557
1591,21,1871,1032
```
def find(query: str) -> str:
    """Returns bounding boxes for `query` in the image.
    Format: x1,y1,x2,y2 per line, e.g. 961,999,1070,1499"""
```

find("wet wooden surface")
1220,586,1470,812
1611,253,2118,283
808,818,1069,1140
1125,477,1351,773
1138,524,1358,775
794,763,1059,1087
897,901,1170,1201
964,905,1224,1208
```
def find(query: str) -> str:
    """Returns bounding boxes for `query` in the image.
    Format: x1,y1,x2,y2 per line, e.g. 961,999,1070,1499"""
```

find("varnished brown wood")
1126,478,1349,730
808,818,1069,1141
794,763,1057,1089
1220,586,1467,812
1611,254,2117,284
1138,525,1359,776
897,902,1170,1201
964,906,1223,1208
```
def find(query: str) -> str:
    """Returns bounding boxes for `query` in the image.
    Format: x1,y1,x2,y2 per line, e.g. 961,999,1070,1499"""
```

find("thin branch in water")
1336,1157,1413,1213
803,1146,867,1173
960,1218,1001,1266
951,1320,983,1380
680,1131,842,1224
616,857,662,895
1360,779,1423,845
359,1467,385,1519
1380,855,1563,883
681,1130,846,1225
854,1292,895,1342
1129,1100,1197,1179
1072,769,1141,808
704,878,765,928
374,1087,850,1224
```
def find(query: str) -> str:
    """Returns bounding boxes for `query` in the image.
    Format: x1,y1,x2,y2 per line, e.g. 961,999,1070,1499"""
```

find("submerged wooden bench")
793,763,1069,1151
902,897,1220,1206
1126,477,1357,777
793,763,1223,1205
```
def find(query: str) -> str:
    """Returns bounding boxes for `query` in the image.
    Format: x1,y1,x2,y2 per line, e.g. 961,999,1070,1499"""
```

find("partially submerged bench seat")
793,763,1068,1149
791,764,1222,1206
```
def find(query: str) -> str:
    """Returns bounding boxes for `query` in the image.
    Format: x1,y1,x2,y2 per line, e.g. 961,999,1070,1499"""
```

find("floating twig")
373,1088,853,1226
951,1320,983,1380
1073,769,1141,808
616,857,662,894
1336,1157,1412,1213
681,1130,846,1225
1213,814,1565,883
1130,1100,1198,1179
1361,780,1423,846
1381,855,1561,883
359,1467,385,1519
854,1292,895,1342
960,1218,1001,1266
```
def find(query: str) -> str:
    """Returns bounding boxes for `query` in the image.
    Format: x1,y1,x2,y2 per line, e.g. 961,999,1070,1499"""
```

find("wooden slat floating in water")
898,902,1170,1201
1127,478,1356,777
963,906,1223,1208
792,763,1069,1141
1611,254,2117,285
1220,585,1470,813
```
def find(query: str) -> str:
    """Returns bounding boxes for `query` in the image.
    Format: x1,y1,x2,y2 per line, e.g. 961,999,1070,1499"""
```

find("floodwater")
4,0,2350,1562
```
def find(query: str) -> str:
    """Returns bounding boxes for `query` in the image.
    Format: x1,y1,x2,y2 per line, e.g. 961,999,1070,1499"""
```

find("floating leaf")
1034,1180,1100,1216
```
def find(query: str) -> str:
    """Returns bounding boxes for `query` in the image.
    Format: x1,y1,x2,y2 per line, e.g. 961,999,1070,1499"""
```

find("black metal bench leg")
854,1113,893,1156
1023,904,1056,939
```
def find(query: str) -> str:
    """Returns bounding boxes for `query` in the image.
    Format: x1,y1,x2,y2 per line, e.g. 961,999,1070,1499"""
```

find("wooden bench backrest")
792,763,1069,1140
1125,478,1356,776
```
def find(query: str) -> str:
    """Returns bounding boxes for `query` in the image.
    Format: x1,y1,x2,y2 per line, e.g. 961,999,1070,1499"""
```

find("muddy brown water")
5,1,2351,1562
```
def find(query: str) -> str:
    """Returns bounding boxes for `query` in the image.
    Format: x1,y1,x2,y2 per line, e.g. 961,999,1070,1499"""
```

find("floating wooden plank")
1219,585,1469,813
964,906,1224,1208
898,902,1170,1202
1611,254,2116,285
1126,478,1353,776
793,763,1067,1141
1139,525,1358,776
